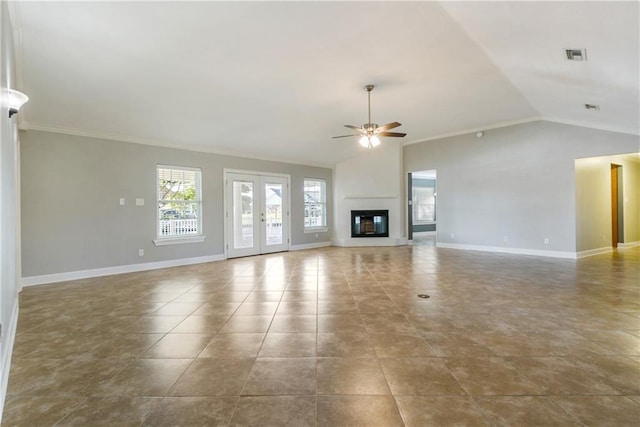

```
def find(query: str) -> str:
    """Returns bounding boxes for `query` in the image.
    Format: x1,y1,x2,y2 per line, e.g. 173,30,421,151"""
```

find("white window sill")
304,228,328,234
153,235,206,246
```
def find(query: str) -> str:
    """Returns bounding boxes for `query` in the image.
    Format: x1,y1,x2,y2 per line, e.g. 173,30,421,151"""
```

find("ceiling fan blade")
378,131,407,138
376,121,402,132
344,125,363,131
332,134,361,139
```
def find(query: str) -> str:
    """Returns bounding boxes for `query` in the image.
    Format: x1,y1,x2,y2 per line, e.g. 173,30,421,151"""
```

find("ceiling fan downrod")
365,84,374,133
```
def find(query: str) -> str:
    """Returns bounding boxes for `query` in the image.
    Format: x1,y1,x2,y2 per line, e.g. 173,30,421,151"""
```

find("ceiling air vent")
585,104,600,110
565,49,587,61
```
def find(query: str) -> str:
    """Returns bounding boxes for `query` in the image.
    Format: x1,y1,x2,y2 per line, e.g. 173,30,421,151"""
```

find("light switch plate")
119,198,125,206
136,198,144,206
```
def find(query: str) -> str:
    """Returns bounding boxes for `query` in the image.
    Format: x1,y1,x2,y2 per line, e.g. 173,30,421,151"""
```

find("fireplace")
351,210,389,237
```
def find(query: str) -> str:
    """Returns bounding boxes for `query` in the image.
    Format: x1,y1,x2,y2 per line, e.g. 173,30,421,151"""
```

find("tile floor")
2,245,639,426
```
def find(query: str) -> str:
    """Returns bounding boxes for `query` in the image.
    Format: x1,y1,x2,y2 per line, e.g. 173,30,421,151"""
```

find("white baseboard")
0,302,19,422
436,242,577,259
576,246,614,258
20,240,632,288
412,231,436,238
21,254,226,287
290,241,331,251
618,241,640,248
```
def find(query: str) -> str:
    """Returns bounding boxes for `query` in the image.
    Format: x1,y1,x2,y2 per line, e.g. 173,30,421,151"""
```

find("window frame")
412,185,436,224
153,165,205,246
303,178,328,233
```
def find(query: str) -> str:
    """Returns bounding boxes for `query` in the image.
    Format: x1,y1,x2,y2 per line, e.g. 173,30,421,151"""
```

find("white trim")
24,123,334,168
0,302,19,422
540,117,639,137
290,241,331,251
576,246,614,259
618,241,640,248
223,170,292,258
436,242,577,259
401,116,541,146
21,254,225,287
412,231,436,238
304,228,329,234
332,237,408,247
223,168,291,179
156,165,203,242
153,235,206,246
303,177,328,233
401,117,639,147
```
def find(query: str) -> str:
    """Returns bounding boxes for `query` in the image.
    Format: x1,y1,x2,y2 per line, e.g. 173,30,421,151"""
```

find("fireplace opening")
351,210,389,237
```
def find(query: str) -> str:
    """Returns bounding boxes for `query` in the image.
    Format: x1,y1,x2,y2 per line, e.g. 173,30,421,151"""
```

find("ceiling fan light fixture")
332,84,406,146
359,135,380,149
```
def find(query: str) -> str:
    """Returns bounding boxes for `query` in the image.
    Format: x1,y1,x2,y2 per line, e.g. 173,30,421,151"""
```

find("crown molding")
24,122,334,169
539,117,640,137
401,116,542,146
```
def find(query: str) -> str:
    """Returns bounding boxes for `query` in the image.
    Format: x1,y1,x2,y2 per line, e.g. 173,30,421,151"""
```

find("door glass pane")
264,182,283,246
233,181,254,249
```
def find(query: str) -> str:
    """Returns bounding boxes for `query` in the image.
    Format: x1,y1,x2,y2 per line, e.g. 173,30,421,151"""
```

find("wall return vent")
565,48,587,61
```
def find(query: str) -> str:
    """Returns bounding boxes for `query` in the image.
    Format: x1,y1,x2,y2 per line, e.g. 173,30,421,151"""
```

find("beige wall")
575,154,640,252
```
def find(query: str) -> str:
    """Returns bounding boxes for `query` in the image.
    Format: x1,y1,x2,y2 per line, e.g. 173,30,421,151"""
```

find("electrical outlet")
503,235,509,243
544,237,550,244
450,233,455,240
136,198,144,206
138,249,144,256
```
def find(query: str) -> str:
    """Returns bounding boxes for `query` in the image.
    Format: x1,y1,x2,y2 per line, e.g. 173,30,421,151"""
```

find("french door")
225,171,290,258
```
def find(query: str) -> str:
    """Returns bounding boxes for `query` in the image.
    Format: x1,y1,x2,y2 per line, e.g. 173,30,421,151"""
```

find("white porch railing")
160,219,198,236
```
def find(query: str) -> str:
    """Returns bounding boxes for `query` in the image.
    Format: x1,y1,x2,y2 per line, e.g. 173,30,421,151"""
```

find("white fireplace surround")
332,144,407,247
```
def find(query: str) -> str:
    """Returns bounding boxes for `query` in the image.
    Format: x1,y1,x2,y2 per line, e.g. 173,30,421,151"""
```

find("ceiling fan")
332,84,406,149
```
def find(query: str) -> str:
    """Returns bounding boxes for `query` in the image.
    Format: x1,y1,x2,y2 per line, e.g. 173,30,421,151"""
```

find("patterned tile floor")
3,245,639,426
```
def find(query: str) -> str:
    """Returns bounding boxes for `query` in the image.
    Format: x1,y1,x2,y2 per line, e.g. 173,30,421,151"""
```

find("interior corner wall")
575,154,640,252
403,120,640,256
19,130,333,279
0,0,21,419
333,143,405,246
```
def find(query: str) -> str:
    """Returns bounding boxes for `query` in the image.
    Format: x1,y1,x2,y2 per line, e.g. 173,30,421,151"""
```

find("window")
156,166,203,243
304,178,327,231
413,185,436,223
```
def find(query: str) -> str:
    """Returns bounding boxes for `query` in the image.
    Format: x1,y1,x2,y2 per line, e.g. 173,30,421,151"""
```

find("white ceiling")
13,1,639,167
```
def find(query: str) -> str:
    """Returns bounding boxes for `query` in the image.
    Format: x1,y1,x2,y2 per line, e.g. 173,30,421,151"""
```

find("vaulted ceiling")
13,1,639,167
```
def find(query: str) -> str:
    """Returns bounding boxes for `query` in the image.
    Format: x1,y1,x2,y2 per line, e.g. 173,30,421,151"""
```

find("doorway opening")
408,170,437,246
611,164,624,248
225,170,290,258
